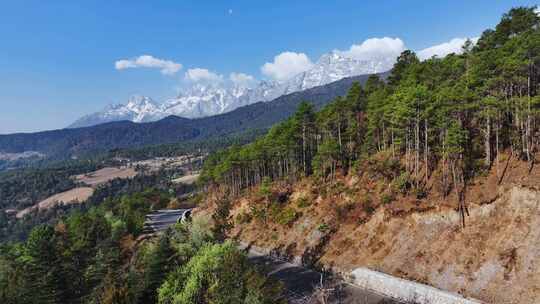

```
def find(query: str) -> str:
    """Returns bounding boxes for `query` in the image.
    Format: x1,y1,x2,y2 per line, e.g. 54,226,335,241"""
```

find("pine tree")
20,225,64,304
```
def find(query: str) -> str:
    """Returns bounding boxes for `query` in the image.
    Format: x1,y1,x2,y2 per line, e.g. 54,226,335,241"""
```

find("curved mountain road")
243,244,402,304
143,210,400,303
143,209,192,233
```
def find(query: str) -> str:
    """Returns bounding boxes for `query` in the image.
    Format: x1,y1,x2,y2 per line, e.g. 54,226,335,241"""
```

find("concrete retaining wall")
241,242,483,304
351,268,483,304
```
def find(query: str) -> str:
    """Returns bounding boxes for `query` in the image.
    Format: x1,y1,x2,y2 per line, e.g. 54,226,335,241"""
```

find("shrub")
414,186,427,199
319,187,328,199
474,158,490,177
317,223,330,233
249,205,266,222
274,207,299,226
381,192,395,205
259,177,272,199
392,171,411,194
268,203,281,219
236,212,252,224
359,194,372,205
363,204,376,215
334,202,355,220
188,193,204,206
329,181,347,195
296,197,311,208
367,152,402,180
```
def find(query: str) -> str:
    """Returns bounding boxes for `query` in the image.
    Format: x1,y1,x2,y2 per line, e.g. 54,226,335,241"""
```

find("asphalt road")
143,209,191,233
143,211,401,303
245,247,401,304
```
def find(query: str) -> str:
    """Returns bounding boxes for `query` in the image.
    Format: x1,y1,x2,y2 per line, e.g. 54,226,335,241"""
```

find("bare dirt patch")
16,187,94,218
130,155,205,172
0,151,44,161
74,167,136,187
172,173,199,185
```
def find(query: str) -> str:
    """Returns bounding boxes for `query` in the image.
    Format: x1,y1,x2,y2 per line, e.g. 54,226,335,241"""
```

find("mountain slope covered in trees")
0,74,381,160
0,189,285,304
196,7,540,303
201,6,540,206
2,5,540,304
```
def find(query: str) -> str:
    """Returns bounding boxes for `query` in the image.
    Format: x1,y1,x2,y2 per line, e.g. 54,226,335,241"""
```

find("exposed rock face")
222,175,540,304
342,185,540,304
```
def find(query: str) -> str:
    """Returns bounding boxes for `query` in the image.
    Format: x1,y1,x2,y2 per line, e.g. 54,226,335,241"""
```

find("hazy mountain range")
1,73,383,160
69,51,392,128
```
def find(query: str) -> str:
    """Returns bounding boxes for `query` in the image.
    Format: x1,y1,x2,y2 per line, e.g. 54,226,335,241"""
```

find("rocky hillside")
197,152,540,304
194,11,540,302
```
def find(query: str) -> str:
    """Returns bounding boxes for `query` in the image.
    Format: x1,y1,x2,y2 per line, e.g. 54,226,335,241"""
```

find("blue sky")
0,0,537,134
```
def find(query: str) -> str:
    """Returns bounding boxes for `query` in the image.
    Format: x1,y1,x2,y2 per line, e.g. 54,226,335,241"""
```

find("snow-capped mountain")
69,52,391,128
69,95,162,128
283,51,393,94
161,80,291,119
162,84,252,119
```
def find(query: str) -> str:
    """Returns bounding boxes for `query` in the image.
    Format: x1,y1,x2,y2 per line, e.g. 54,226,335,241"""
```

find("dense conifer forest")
201,7,540,225
0,188,284,304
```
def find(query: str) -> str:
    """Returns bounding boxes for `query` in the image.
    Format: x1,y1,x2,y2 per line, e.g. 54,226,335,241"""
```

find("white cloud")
417,37,479,60
184,68,223,83
115,55,182,75
115,59,136,69
229,72,255,86
261,52,314,81
336,37,406,62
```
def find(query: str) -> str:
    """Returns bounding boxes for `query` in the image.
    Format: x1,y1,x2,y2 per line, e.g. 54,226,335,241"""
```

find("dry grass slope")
200,153,540,303
16,187,94,218
74,167,137,187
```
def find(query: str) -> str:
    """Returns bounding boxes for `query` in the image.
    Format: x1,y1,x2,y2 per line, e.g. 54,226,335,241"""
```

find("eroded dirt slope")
199,155,540,303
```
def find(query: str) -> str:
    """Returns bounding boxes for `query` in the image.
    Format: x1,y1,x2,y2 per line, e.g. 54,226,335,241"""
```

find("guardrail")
351,268,483,304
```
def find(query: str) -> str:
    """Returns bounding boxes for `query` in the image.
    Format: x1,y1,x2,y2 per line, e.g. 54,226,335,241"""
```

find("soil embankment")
200,155,540,303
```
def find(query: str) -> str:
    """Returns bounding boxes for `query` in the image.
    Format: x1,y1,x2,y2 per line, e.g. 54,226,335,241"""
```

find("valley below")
9,154,202,221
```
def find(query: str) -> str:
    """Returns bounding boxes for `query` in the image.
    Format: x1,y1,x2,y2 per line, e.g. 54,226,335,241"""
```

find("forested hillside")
194,7,540,303
0,189,284,304
201,7,540,221
0,163,191,243
2,5,540,304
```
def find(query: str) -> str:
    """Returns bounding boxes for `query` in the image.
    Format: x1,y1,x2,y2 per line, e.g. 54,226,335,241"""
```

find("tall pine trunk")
485,114,491,167
424,118,429,184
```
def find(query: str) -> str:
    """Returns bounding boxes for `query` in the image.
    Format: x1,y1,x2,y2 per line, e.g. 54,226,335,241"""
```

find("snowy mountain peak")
68,95,161,128
317,51,346,64
69,50,392,128
126,95,157,107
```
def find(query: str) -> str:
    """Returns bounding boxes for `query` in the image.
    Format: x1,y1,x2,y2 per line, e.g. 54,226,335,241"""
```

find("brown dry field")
15,167,136,218
172,173,200,185
16,187,94,218
198,153,540,304
74,167,136,187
